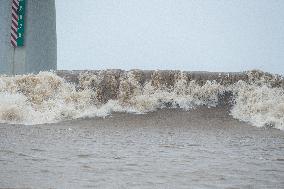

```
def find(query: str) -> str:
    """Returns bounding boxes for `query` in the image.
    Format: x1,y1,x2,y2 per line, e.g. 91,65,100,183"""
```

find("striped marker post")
11,0,25,47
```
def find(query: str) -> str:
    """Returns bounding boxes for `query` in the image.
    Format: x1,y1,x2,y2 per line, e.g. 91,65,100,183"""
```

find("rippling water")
1,107,283,188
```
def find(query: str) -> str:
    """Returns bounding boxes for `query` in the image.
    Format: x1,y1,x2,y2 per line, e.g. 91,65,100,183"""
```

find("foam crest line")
0,70,283,130
56,70,284,86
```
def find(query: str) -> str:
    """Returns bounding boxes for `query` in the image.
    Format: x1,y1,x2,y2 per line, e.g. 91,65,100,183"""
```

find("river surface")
0,107,284,189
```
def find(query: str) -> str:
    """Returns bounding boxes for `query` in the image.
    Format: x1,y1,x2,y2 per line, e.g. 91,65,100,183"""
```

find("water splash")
0,70,283,130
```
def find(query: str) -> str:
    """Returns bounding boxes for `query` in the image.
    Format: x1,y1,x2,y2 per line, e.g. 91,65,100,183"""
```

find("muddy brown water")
0,107,283,189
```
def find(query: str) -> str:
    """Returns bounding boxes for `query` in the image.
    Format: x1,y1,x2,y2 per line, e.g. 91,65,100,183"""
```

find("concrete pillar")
0,0,13,74
0,0,57,75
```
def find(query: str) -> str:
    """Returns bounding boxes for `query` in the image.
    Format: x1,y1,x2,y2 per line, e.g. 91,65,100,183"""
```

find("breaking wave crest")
0,70,283,130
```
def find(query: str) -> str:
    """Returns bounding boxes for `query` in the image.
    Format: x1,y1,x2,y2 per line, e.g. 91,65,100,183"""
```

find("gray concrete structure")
0,0,57,75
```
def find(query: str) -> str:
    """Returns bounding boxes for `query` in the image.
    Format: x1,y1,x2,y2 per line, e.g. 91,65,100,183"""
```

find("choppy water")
0,108,283,188
0,70,284,188
0,70,283,130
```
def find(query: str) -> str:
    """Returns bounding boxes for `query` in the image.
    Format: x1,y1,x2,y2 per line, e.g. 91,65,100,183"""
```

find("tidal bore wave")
0,70,283,130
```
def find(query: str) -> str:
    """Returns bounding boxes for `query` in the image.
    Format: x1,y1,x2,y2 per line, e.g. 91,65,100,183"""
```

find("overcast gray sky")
56,0,284,74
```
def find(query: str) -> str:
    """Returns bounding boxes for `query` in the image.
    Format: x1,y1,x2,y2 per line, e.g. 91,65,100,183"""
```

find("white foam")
0,71,283,130
231,81,284,130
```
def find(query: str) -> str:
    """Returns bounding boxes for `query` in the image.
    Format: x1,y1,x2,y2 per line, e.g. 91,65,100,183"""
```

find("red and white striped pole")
11,0,25,47
11,0,19,47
